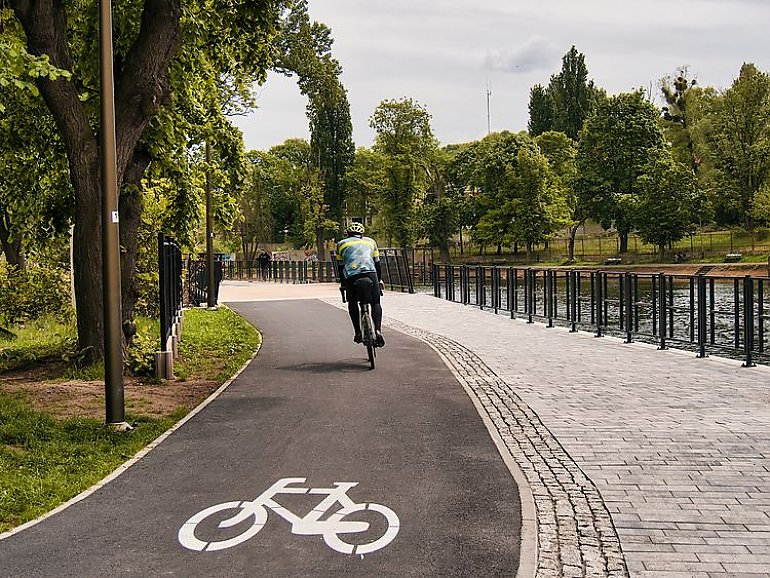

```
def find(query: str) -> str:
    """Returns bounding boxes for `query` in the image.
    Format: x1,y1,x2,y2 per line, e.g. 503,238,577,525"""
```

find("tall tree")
548,46,601,140
344,147,388,229
8,0,289,359
369,98,437,248
705,63,770,229
634,153,700,260
535,131,581,261
452,131,569,255
660,68,701,175
576,91,666,252
274,1,354,258
528,84,554,137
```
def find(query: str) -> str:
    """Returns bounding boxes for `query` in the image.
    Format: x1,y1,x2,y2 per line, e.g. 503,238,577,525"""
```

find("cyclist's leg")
348,300,361,335
345,277,362,339
367,272,385,345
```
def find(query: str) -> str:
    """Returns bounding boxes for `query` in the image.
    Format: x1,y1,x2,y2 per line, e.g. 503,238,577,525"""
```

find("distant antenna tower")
486,81,492,134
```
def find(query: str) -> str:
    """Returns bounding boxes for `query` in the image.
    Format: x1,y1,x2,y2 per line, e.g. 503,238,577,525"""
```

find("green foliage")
125,320,159,378
345,147,388,230
528,84,555,137
0,12,71,112
0,80,73,267
446,131,570,253
528,46,602,141
634,154,701,256
576,91,666,244
0,264,72,326
370,98,438,246
704,63,770,229
0,317,76,373
274,0,354,230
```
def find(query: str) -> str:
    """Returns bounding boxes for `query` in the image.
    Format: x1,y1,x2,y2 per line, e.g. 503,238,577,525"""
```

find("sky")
231,0,770,152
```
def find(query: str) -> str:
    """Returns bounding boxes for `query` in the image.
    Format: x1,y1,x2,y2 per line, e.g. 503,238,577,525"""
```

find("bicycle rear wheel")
366,343,376,369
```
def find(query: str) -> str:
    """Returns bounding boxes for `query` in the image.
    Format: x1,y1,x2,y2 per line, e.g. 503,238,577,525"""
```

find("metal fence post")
595,271,603,337
546,270,554,327
570,270,578,332
745,274,753,358
624,272,633,343
697,274,708,358
658,272,667,350
527,269,534,323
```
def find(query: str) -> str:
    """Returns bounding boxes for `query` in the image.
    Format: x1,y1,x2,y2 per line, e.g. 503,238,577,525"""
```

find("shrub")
0,263,73,325
125,317,161,378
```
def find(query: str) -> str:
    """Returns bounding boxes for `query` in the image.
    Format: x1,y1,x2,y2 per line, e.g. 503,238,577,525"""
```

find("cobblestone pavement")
331,292,770,578
221,282,770,577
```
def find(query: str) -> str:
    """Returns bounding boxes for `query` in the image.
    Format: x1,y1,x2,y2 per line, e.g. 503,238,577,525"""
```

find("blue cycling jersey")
335,235,380,279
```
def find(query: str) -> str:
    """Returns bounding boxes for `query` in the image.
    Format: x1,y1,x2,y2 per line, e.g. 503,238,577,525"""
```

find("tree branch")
114,0,183,179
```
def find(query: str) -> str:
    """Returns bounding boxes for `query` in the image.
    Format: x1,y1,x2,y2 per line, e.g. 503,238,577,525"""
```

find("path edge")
0,321,262,542
418,335,538,578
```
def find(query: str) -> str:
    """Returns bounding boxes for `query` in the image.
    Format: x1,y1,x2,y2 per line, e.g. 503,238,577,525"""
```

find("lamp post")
205,141,215,308
99,0,127,429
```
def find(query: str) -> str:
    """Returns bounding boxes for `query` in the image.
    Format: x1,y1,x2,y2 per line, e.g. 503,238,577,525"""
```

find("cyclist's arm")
335,248,345,285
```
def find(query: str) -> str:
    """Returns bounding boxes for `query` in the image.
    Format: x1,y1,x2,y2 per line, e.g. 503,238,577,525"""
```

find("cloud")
484,36,560,74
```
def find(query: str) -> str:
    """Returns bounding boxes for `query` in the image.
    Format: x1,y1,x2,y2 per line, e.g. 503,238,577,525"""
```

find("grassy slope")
0,306,259,533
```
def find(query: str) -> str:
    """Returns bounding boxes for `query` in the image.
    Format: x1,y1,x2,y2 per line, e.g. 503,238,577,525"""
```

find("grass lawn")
0,306,259,534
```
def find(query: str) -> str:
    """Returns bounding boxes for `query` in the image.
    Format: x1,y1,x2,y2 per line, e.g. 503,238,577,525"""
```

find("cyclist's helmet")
347,222,365,236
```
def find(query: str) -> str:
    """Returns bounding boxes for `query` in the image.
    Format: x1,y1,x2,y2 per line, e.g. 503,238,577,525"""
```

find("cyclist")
335,222,385,347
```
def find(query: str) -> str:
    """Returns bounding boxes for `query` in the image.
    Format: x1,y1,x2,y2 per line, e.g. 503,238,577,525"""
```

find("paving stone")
322,293,770,576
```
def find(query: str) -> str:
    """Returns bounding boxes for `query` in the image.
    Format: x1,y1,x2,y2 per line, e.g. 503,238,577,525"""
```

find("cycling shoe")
375,332,385,347
353,333,363,343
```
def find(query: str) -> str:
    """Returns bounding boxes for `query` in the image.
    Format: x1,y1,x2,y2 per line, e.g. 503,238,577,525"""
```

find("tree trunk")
619,231,629,253
316,229,326,261
438,243,450,264
120,151,152,335
0,211,26,270
659,243,665,262
567,219,585,263
496,242,502,256
12,0,183,361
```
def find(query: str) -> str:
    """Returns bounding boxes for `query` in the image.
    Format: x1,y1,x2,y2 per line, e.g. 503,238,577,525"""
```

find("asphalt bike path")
0,299,521,577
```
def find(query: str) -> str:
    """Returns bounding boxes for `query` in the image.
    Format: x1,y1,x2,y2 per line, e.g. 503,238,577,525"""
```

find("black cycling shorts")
344,272,381,304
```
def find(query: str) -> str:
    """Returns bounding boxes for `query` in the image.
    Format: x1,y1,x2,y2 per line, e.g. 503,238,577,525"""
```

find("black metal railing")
158,233,183,352
221,260,339,284
186,259,223,307
219,248,415,294
432,264,770,366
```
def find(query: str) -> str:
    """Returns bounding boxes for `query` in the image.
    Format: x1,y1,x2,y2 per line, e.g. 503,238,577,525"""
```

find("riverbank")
573,262,769,277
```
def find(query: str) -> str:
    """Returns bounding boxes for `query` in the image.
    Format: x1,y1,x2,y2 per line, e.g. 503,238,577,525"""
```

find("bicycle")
178,477,400,555
341,280,380,369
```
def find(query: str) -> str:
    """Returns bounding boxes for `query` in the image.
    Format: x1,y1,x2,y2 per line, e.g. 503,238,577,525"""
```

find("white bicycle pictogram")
178,477,400,555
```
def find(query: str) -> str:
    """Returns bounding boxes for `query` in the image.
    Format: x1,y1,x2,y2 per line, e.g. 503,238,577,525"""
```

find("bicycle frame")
223,478,368,536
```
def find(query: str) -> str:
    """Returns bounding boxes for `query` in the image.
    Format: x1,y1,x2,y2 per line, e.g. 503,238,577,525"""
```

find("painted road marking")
178,477,400,555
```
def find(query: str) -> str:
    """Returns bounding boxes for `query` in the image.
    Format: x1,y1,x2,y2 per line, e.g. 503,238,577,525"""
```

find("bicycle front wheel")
178,501,268,552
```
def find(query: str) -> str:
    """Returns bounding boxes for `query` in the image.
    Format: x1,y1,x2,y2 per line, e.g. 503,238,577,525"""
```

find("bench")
725,252,742,262
604,257,622,265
